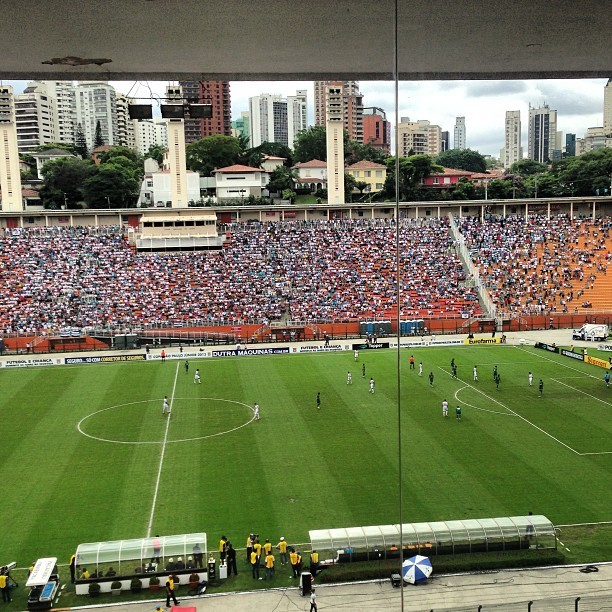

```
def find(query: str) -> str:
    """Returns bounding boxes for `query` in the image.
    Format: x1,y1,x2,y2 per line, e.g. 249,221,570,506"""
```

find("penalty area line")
146,360,180,538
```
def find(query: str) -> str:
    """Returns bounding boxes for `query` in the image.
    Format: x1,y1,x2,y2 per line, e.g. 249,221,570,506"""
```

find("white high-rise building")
453,116,466,149
604,78,612,135
134,119,168,155
75,82,118,149
14,82,56,153
249,90,307,148
115,93,136,149
528,104,558,163
0,86,24,212
44,81,77,145
397,117,443,157
503,110,522,168
326,84,345,204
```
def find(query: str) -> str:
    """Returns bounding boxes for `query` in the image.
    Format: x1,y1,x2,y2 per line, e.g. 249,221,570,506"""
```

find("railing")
448,212,497,317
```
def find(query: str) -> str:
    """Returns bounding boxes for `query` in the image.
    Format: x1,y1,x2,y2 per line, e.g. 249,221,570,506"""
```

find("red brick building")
179,81,232,143
363,107,391,154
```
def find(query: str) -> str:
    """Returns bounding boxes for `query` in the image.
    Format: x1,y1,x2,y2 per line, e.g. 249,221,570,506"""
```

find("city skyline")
2,77,609,158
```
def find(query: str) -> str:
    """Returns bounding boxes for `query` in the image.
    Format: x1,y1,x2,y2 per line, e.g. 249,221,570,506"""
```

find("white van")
572,324,609,342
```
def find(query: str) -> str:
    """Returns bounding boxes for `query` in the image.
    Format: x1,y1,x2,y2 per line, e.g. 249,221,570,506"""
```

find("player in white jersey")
442,399,448,417
254,402,260,420
528,372,533,386
162,396,169,415
473,366,478,381
347,371,352,384
354,349,359,362
369,378,375,393
418,362,423,376
194,369,201,384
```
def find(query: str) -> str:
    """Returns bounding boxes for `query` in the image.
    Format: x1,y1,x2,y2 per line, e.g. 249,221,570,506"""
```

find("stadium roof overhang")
1,0,610,82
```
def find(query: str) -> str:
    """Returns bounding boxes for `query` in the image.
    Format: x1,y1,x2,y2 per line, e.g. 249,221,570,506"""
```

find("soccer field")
2,344,611,566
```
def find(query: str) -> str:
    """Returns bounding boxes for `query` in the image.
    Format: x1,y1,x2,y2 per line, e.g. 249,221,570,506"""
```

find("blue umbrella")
402,555,433,584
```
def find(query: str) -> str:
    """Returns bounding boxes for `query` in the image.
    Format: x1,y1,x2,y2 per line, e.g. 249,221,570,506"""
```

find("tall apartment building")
528,104,558,163
397,117,442,157
441,131,450,152
115,93,136,149
503,110,522,168
325,84,345,204
575,126,612,155
179,80,231,143
45,81,76,145
231,112,250,140
604,78,612,135
134,119,168,156
0,86,24,212
565,133,576,157
75,82,118,149
453,116,466,149
362,107,391,154
248,90,307,148
14,82,56,153
314,80,363,142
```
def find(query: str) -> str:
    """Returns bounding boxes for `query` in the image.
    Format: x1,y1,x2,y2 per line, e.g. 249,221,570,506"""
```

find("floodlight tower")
0,86,24,212
164,85,189,209
325,84,345,205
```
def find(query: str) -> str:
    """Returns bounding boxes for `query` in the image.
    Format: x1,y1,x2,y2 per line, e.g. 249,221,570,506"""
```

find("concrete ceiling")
1,0,611,81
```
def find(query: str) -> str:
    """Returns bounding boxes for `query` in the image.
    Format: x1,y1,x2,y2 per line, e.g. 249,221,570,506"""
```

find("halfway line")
146,361,180,538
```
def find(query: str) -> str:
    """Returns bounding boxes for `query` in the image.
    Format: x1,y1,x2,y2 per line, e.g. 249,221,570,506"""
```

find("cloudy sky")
117,78,611,157
7,78,610,157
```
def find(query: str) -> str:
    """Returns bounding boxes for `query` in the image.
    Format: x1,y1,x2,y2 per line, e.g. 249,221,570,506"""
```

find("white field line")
146,360,180,538
551,378,612,408
516,345,601,380
440,366,581,455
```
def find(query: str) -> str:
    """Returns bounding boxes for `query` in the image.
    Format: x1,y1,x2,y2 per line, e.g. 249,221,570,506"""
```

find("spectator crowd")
0,219,479,334
457,214,611,316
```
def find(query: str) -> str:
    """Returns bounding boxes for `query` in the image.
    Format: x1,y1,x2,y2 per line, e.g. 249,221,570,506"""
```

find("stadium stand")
457,215,612,316
0,220,480,334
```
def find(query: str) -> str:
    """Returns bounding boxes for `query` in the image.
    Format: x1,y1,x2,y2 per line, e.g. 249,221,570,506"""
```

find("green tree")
435,148,487,172
35,142,78,155
344,172,357,201
509,159,547,176
354,181,369,197
145,144,166,166
186,135,243,176
452,177,476,200
244,141,294,168
94,121,104,148
345,142,388,166
293,126,327,163
551,148,612,196
267,165,299,193
383,155,442,201
39,157,94,208
82,166,139,208
74,124,88,158
97,146,144,182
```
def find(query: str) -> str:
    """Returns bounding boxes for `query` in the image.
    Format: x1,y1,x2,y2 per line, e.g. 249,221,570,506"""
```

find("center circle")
77,397,255,445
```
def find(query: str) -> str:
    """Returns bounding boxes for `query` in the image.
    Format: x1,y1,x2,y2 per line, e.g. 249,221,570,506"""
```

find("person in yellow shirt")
309,550,319,577
250,550,260,579
81,568,90,580
219,535,228,565
0,571,11,603
253,539,262,566
263,539,272,556
289,548,299,578
264,551,275,580
165,575,178,607
277,537,288,565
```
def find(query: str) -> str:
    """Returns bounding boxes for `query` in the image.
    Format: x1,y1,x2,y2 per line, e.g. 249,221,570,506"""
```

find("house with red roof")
292,159,327,191
422,167,473,190
213,164,269,200
346,160,387,194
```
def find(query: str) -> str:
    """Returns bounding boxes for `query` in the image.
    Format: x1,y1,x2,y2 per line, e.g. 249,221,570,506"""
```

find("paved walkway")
70,563,612,611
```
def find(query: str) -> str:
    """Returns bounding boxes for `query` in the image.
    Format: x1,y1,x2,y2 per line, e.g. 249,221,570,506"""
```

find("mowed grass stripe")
2,345,612,565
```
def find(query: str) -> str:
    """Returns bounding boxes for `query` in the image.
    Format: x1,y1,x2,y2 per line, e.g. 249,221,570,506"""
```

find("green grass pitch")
2,344,611,566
